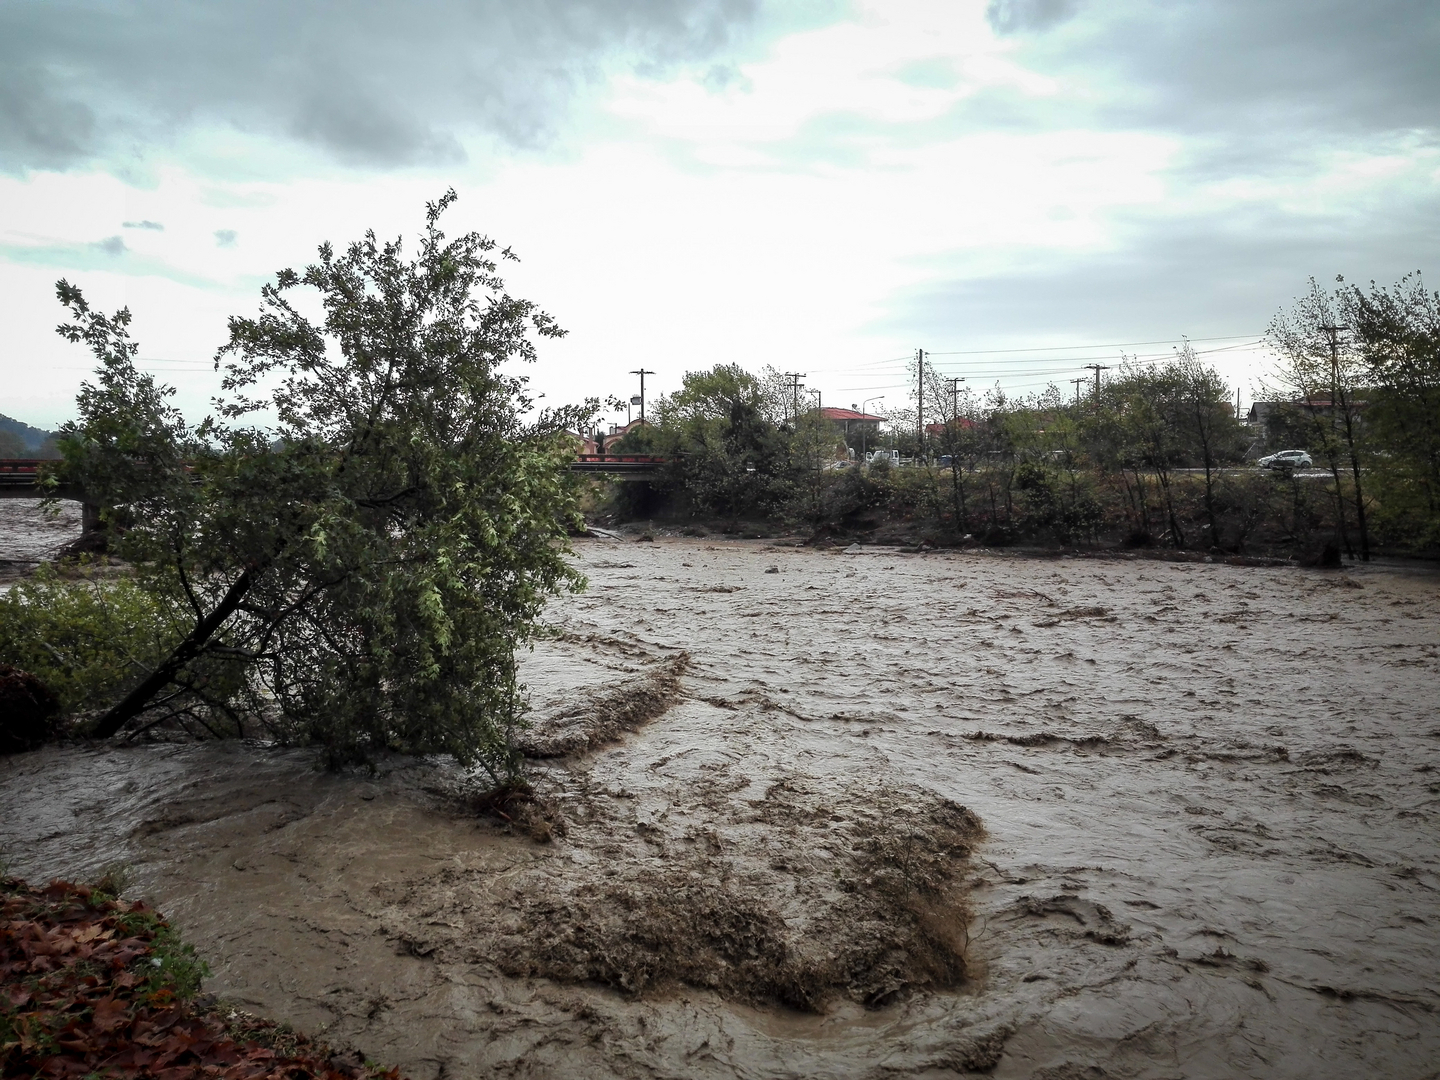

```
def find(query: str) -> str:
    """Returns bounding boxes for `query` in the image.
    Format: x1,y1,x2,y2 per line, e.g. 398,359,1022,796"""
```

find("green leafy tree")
647,364,795,520
1262,402,1323,455
1349,273,1440,548
1172,341,1245,547
921,360,984,535
1080,379,1154,543
970,389,1021,535
1265,277,1372,560
50,193,587,777
1002,386,1099,545
1104,360,1191,547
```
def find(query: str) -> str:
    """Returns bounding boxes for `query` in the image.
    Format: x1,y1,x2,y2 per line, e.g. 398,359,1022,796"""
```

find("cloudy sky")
2,0,1436,429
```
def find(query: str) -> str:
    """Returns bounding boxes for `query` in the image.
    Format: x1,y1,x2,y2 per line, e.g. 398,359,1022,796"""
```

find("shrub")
0,565,178,719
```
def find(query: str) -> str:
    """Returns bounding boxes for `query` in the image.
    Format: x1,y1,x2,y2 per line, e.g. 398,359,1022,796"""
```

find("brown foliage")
0,877,405,1079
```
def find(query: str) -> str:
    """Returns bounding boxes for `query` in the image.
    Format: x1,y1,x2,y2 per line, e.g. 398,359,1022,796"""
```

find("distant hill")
0,414,61,457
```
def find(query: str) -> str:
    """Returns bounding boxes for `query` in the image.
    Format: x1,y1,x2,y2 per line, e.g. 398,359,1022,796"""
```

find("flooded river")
2,507,1438,1078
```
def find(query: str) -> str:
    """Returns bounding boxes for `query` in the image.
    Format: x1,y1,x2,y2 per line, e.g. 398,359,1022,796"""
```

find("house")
924,417,976,438
601,418,647,453
566,420,645,456
1248,398,1369,427
1245,397,1370,459
565,430,601,455
819,407,884,438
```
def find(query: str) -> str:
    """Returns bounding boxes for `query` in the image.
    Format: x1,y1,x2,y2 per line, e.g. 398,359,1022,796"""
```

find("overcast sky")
2,0,1436,429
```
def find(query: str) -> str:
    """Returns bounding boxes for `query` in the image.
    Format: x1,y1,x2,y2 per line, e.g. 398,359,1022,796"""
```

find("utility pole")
1084,363,1110,400
945,377,965,428
1070,377,1085,407
1319,324,1350,404
783,371,806,424
629,369,655,424
915,349,926,458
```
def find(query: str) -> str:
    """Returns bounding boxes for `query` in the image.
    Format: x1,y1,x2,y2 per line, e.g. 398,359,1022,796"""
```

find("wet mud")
2,507,1439,1078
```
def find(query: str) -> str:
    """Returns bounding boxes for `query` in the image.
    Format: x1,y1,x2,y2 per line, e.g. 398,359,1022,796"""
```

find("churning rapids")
2,500,1438,1078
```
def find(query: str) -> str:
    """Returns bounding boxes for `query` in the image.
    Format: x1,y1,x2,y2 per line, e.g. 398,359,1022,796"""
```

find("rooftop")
819,407,884,422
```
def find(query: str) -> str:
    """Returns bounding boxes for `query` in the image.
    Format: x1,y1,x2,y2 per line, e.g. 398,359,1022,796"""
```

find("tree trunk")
91,567,259,739
1133,468,1151,537
1338,398,1369,561
1195,408,1219,545
1307,405,1352,558
1324,455,1352,558
1348,443,1370,561
950,460,967,534
1155,466,1184,548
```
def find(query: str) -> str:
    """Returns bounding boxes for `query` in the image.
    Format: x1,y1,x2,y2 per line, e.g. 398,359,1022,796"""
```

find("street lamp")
861,395,884,462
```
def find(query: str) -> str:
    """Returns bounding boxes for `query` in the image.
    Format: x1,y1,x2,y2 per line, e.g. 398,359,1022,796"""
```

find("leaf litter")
0,875,404,1079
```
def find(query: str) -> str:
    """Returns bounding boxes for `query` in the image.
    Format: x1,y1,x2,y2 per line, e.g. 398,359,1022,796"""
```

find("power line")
845,333,1263,371
925,333,1262,356
826,339,1265,379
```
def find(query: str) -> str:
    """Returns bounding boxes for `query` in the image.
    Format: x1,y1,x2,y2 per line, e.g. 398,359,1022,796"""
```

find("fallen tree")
45,192,590,777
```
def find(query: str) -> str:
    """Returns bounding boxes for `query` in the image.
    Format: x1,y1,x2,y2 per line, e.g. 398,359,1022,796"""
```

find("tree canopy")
45,192,588,776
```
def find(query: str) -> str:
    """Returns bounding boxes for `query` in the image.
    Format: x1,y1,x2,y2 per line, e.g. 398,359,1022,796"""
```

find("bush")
0,564,179,719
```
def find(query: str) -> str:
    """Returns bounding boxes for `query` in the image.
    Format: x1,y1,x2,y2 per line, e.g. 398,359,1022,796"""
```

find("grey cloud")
985,0,1081,36
855,1,1440,387
91,236,126,256
757,1,1436,183
882,192,1440,355
214,229,237,247
124,220,164,230
0,0,758,173
1011,0,1440,142
701,63,748,92
0,65,97,171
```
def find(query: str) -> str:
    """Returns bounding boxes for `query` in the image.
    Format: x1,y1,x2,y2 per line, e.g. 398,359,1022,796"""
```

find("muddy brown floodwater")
2,501,1439,1078
0,497,82,577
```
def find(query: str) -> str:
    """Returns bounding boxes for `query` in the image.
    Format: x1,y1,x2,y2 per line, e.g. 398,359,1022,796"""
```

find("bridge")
0,459,72,499
569,453,667,475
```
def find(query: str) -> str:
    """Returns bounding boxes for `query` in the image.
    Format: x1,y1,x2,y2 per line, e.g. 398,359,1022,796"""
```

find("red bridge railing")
574,454,668,465
0,459,44,483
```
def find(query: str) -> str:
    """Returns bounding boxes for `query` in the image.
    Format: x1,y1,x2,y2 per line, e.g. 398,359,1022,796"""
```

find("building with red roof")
819,407,884,436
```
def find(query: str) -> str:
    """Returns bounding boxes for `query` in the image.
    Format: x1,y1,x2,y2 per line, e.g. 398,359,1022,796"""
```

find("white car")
1257,449,1313,470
